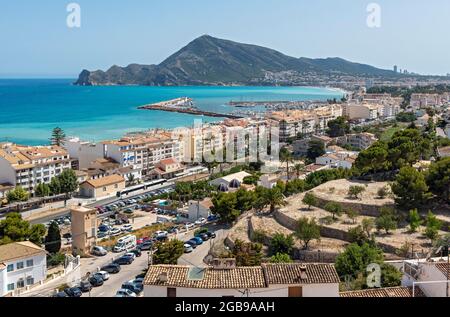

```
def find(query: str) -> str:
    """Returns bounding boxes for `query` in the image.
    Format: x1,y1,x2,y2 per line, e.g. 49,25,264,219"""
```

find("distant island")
74,35,436,87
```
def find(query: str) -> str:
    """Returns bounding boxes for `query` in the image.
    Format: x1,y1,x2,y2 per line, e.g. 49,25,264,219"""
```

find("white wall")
65,139,105,169
0,157,17,186
144,283,339,298
0,253,47,297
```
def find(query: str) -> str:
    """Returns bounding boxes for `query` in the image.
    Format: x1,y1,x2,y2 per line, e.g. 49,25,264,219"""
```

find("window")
7,264,14,272
26,259,34,267
26,276,34,286
103,187,107,192
114,184,118,189
7,283,14,291
167,288,177,298
16,262,24,270
17,279,25,288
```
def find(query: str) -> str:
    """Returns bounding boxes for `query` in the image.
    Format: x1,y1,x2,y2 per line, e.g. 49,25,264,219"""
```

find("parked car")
168,227,179,234
185,223,195,230
195,218,207,225
123,252,136,260
121,282,143,295
110,228,121,236
121,224,133,232
79,281,93,292
185,240,198,249
184,244,194,253
129,248,142,257
92,246,107,256
124,208,134,214
94,271,110,281
89,275,104,287
207,214,219,222
205,231,216,239
191,237,204,245
115,289,137,297
114,256,133,265
64,287,82,297
139,241,153,251
98,225,110,233
196,233,210,241
101,263,121,274
53,291,69,297
97,231,108,239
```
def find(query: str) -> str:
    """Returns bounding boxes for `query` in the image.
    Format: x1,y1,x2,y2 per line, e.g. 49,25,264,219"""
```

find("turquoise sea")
0,79,343,145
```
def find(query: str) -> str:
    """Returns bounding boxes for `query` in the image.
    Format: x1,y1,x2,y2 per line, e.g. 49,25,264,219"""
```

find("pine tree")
44,221,61,254
50,127,66,146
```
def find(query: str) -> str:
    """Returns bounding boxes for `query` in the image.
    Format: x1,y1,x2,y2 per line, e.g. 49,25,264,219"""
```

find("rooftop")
0,241,46,263
81,174,125,188
143,263,340,289
340,286,425,298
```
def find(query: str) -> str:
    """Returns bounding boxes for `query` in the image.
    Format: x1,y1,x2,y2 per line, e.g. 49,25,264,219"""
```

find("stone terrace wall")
313,196,395,217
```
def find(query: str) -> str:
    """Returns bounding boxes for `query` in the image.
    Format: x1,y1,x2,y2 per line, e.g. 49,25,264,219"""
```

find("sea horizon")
0,79,343,146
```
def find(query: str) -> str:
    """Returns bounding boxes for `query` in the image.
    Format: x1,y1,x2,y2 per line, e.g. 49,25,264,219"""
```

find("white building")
209,171,252,191
65,137,105,169
402,258,450,297
143,262,340,297
0,143,71,195
187,198,213,222
0,241,47,297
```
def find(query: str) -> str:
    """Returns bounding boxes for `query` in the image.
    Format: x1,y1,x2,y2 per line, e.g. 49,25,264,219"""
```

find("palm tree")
127,174,136,186
280,148,293,182
264,187,286,214
294,163,305,179
50,127,66,146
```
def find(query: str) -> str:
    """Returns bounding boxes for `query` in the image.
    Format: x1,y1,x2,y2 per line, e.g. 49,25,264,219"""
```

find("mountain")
74,35,398,86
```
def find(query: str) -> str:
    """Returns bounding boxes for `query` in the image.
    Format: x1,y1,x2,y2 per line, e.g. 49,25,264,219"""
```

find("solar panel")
187,267,205,281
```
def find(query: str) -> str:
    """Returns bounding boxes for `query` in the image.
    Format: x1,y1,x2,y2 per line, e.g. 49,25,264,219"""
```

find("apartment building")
65,137,105,169
267,105,342,142
336,133,378,150
343,103,381,120
143,262,340,297
410,93,445,108
0,143,71,195
293,135,334,157
0,241,47,297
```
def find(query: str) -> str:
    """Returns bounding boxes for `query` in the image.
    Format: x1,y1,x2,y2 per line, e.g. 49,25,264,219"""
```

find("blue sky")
1,0,449,77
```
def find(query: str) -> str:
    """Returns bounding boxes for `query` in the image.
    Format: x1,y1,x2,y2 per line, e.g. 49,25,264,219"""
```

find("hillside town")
1,86,450,299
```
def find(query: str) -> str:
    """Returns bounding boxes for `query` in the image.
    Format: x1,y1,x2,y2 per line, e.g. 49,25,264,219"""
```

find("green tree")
361,218,376,239
49,177,61,196
408,209,423,233
348,226,370,246
235,188,257,212
232,239,263,266
269,233,294,256
50,127,66,146
335,243,384,279
211,192,239,224
302,193,317,210
280,147,293,181
284,179,305,196
58,169,78,199
376,207,398,234
426,157,450,203
35,183,51,198
44,221,61,254
327,116,350,137
346,208,360,224
7,186,30,203
380,263,402,288
324,202,343,220
294,163,305,179
307,140,326,160
269,253,293,263
348,185,366,200
377,186,390,199
0,213,45,245
153,239,184,264
354,142,390,174
424,211,442,242
391,166,431,209
295,217,321,250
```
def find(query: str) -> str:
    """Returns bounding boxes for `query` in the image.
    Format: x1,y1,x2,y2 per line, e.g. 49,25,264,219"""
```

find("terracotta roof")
160,158,178,165
82,174,125,188
144,263,340,289
435,262,450,277
340,286,425,298
263,263,340,285
144,265,267,289
0,241,46,263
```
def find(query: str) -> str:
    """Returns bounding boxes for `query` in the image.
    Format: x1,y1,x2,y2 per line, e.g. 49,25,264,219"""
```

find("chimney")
157,272,168,283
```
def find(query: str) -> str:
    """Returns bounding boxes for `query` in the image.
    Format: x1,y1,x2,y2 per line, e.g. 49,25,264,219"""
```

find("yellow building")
79,174,125,199
70,205,97,256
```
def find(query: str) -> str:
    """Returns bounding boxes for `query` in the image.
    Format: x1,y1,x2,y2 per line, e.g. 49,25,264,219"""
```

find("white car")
121,224,133,232
184,244,194,253
110,228,121,236
95,271,110,281
185,223,195,230
154,230,168,238
195,218,207,225
115,289,137,297
124,252,136,260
